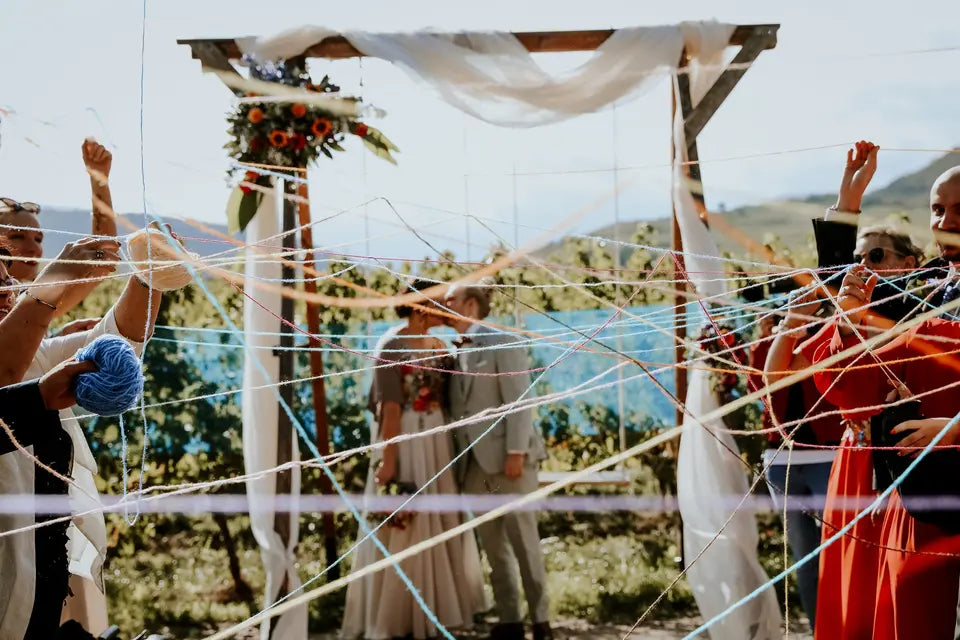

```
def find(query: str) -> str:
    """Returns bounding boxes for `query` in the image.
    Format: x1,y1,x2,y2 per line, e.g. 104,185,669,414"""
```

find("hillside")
34,208,232,259
560,150,958,261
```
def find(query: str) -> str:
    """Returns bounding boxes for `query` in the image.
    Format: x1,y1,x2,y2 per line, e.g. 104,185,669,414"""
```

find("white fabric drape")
242,178,307,640
671,36,782,640
239,22,733,127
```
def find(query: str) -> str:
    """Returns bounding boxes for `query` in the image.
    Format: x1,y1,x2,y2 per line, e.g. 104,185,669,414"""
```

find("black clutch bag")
871,400,960,532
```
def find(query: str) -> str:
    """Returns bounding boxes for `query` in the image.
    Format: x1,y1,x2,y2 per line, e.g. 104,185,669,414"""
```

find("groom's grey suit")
449,323,550,625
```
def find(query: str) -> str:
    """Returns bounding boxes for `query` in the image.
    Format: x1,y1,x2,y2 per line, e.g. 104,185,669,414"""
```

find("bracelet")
23,290,57,311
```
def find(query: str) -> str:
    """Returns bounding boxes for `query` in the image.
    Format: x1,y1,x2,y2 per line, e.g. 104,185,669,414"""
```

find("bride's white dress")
341,330,488,639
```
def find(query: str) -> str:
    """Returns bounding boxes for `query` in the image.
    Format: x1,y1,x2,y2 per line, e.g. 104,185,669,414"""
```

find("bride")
341,279,488,640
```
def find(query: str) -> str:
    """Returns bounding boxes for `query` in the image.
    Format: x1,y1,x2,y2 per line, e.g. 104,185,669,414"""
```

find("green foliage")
60,227,786,636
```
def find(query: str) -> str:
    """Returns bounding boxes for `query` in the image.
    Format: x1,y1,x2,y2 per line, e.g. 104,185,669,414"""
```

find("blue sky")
1,0,958,260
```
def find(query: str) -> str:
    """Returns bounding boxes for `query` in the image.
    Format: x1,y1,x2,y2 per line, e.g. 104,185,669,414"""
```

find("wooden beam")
271,194,297,629
683,25,779,150
177,24,777,62
294,180,340,581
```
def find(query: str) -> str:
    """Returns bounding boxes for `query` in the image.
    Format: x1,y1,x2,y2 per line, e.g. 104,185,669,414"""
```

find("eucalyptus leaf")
237,190,262,233
363,138,397,165
225,187,244,234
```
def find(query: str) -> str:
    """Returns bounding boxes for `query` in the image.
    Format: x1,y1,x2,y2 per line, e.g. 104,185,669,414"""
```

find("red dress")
814,319,960,640
814,432,884,640
767,326,883,640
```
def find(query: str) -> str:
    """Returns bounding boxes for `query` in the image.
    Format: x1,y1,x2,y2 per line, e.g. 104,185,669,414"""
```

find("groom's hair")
462,278,494,319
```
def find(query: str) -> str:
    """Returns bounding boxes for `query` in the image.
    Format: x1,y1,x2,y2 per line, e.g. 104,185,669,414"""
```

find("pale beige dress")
341,331,488,639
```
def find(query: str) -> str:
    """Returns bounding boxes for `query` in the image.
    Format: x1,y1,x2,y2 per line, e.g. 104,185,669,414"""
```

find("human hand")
836,264,878,329
836,140,878,212
82,138,112,184
53,318,101,337
891,417,959,457
504,452,525,479
375,456,396,486
31,238,120,306
38,358,98,410
783,286,824,331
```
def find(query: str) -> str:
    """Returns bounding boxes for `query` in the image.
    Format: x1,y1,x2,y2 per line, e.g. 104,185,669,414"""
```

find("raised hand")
836,140,879,212
30,237,120,308
783,285,825,331
836,264,878,329
82,138,112,185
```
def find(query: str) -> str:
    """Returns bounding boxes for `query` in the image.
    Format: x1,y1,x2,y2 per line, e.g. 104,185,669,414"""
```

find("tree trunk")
213,512,255,608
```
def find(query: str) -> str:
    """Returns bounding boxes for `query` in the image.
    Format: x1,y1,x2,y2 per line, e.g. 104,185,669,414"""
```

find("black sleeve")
812,218,858,271
0,379,61,455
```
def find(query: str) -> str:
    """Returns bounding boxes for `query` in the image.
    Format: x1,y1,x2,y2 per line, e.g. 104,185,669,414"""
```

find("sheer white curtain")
672,37,782,640
241,178,306,640
241,23,724,127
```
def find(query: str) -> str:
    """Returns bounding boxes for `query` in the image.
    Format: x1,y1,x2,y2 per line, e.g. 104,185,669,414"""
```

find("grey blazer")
449,324,546,477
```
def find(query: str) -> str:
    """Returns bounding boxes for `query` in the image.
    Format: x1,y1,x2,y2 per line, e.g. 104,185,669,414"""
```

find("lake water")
157,302,726,443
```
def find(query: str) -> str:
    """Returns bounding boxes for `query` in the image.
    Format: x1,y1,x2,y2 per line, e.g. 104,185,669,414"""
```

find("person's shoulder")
483,327,523,347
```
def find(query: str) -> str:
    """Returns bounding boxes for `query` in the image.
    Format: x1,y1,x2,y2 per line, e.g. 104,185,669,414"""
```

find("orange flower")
269,130,289,147
247,108,264,124
311,118,332,138
352,122,368,137
291,103,307,118
244,170,259,182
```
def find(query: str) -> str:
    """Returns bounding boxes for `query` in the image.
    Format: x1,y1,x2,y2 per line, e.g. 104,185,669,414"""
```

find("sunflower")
311,118,332,138
269,130,289,147
247,107,264,124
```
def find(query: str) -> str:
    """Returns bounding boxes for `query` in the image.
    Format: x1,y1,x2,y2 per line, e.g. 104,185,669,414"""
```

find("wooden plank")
683,25,779,150
187,41,243,76
294,181,340,581
177,24,777,61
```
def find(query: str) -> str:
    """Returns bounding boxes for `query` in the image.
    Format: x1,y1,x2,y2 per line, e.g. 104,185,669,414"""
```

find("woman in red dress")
813,265,960,640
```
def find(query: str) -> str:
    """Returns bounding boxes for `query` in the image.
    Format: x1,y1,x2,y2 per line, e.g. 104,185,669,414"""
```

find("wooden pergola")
178,22,778,615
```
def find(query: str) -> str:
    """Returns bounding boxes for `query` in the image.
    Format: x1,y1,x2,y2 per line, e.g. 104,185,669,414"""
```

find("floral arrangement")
399,356,453,413
691,323,747,398
225,58,398,232
368,480,418,530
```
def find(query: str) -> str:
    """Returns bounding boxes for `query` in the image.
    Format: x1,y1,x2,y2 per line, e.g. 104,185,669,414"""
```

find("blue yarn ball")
74,335,145,416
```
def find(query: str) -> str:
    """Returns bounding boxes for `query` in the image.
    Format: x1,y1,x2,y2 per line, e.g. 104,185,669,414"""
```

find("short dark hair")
460,278,494,319
396,278,436,318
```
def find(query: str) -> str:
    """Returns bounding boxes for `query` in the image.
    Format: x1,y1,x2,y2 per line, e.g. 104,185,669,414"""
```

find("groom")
445,281,552,640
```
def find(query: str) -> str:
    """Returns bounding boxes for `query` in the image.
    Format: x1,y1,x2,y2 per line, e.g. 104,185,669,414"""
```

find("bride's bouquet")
367,480,419,531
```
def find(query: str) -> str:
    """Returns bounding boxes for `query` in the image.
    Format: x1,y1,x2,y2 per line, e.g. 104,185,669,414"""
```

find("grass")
103,507,808,639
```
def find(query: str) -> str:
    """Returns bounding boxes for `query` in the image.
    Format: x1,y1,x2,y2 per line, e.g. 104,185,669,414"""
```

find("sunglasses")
0,198,40,214
854,247,903,265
